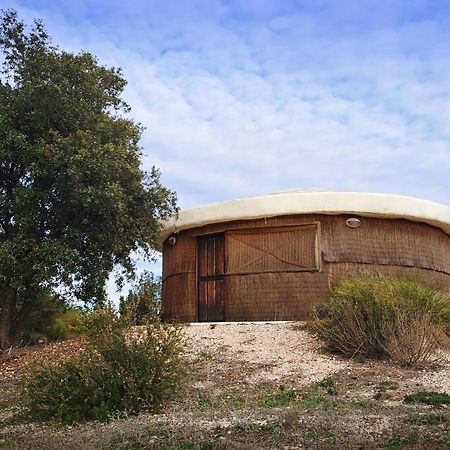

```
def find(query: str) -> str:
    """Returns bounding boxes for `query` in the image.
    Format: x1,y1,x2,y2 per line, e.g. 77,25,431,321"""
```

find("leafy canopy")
0,10,177,307
119,271,161,324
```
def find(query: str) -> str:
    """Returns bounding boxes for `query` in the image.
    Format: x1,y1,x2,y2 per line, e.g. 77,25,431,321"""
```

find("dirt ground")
0,322,449,449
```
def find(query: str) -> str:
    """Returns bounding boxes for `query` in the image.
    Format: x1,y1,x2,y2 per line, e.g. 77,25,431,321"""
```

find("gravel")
185,322,347,385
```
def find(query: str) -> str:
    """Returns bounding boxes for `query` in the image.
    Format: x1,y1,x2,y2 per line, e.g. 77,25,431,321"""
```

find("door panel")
198,234,224,321
226,225,319,274
198,279,224,322
198,235,224,277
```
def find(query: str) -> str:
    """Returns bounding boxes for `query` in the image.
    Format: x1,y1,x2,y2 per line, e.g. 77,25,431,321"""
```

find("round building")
160,190,450,322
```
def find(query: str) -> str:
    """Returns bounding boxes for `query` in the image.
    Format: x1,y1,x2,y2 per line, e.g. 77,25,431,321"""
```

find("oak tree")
0,10,177,347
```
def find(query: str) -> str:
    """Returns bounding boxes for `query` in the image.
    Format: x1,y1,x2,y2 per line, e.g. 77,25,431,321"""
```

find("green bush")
47,309,83,341
23,293,67,341
119,272,161,324
24,315,186,424
404,391,450,406
314,274,450,365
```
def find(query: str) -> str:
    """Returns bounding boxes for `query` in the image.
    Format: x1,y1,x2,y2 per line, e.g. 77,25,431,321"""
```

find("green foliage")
404,391,450,406
258,389,296,408
298,393,325,408
0,10,177,346
23,315,186,424
47,309,83,341
313,274,450,364
403,414,446,426
305,431,320,441
387,433,418,450
119,272,161,324
82,303,125,335
317,376,338,395
23,292,66,339
23,292,82,342
258,387,325,409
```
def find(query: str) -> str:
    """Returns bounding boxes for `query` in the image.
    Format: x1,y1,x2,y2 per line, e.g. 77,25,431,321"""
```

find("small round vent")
168,235,177,246
346,217,361,228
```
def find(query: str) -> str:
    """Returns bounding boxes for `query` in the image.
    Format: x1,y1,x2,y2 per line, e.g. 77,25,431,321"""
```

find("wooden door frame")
196,233,225,322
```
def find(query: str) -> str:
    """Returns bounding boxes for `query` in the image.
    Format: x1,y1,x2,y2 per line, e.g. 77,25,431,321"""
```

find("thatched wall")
162,214,450,322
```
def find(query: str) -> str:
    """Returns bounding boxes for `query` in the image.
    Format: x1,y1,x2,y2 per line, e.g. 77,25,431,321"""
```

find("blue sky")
3,0,450,299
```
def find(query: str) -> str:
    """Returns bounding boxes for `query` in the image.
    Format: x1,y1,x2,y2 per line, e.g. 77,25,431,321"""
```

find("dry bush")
383,308,449,366
314,274,450,366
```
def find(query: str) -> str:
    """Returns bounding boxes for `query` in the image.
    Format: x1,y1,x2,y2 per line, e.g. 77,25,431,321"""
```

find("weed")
180,443,195,449
222,392,245,409
317,376,338,395
387,433,417,450
377,381,400,392
326,431,337,443
235,422,261,433
305,431,320,441
374,381,400,399
403,414,446,426
261,422,283,437
298,393,325,408
48,310,83,341
197,396,212,409
342,399,381,409
199,444,215,450
387,438,406,450
258,389,296,408
404,391,450,406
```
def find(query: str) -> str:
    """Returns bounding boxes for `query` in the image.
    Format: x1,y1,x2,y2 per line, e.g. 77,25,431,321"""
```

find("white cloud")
3,0,450,302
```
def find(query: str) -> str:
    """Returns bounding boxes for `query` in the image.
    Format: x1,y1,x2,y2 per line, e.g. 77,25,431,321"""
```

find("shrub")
404,391,450,406
47,309,83,341
23,292,70,342
403,413,446,425
313,274,450,365
317,376,338,395
119,272,161,324
23,314,185,424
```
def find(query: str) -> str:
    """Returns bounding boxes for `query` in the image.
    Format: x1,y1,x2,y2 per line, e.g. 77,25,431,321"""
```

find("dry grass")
384,310,450,367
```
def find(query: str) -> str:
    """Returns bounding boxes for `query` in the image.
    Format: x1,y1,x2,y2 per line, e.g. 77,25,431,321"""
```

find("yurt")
160,190,450,322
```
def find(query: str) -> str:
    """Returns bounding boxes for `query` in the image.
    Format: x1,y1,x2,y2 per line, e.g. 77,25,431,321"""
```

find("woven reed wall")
328,262,450,292
161,273,197,321
321,216,450,274
161,214,450,322
161,235,196,321
224,271,329,321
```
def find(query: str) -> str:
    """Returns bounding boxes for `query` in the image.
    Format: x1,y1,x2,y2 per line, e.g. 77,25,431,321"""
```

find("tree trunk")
13,294,34,344
0,288,17,349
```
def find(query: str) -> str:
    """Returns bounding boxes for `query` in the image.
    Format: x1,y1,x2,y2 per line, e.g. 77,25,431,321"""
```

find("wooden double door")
197,234,224,322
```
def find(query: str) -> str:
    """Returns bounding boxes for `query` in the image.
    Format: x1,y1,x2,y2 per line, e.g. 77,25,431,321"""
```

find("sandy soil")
185,322,347,386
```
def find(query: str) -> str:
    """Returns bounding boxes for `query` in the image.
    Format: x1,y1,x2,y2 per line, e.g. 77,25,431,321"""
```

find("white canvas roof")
160,190,450,243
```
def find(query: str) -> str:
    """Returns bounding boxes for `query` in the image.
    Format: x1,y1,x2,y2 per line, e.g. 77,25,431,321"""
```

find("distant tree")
119,271,161,324
0,10,177,347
